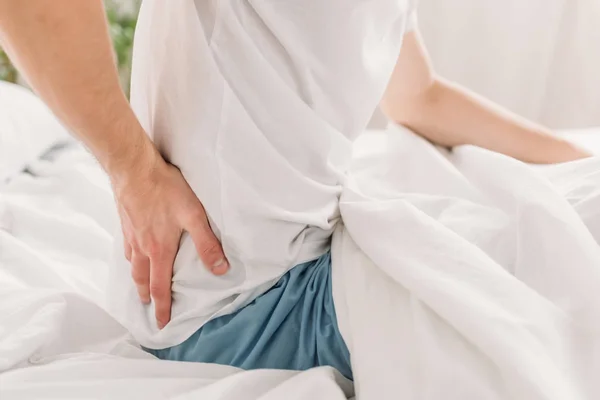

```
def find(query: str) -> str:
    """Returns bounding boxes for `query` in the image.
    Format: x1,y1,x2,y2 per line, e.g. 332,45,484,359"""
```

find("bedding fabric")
333,125,600,399
0,81,69,183
0,143,353,400
1,128,600,398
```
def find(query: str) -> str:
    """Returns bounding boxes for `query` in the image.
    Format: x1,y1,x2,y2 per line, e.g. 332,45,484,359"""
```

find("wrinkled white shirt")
109,0,418,349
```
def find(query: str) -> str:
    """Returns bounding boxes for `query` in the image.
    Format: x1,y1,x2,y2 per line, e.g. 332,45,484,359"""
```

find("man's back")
110,0,418,349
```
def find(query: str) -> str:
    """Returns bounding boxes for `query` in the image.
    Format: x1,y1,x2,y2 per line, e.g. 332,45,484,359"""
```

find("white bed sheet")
337,127,600,399
1,126,599,399
0,82,69,183
0,145,352,399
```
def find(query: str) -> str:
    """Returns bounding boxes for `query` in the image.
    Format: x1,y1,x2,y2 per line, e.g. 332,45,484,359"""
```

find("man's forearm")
0,1,230,315
0,0,153,176
391,78,588,163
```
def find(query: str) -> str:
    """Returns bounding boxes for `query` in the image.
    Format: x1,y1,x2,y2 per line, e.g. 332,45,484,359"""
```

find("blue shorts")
146,252,352,380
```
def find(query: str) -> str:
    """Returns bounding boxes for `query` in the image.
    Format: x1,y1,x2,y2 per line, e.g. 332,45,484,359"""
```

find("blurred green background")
0,0,141,95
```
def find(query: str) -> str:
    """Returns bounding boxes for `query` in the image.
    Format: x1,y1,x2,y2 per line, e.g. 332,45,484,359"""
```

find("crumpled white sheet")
0,81,69,183
1,126,600,399
0,145,352,400
332,125,600,399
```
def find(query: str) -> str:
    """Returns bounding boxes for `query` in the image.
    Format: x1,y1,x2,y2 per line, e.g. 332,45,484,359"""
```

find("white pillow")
0,81,70,182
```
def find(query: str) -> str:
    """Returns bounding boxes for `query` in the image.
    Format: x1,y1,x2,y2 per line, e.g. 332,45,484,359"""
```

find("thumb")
184,208,229,275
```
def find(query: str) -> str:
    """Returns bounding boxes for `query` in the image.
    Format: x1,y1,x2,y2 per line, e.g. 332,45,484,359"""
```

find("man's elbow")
380,76,446,129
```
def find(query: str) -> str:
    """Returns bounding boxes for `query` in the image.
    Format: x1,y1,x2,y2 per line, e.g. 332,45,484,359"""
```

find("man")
0,0,589,378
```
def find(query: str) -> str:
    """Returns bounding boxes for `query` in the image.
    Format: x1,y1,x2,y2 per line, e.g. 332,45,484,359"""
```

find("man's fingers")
185,213,229,275
149,245,177,329
131,251,150,304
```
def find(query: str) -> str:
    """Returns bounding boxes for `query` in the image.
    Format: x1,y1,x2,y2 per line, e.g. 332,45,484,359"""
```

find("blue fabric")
147,252,352,380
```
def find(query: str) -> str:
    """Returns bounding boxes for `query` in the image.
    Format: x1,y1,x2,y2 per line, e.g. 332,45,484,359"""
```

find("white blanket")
0,145,352,399
1,126,600,399
334,126,600,399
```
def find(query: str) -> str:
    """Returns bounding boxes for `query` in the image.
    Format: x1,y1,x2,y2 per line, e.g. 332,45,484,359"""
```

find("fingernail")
158,320,166,330
211,258,229,275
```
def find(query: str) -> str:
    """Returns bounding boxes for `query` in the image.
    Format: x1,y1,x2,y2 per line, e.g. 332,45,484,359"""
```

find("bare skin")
381,31,591,163
0,0,229,330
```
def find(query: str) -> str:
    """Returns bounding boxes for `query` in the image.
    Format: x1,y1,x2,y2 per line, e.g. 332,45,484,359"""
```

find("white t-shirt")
109,0,418,349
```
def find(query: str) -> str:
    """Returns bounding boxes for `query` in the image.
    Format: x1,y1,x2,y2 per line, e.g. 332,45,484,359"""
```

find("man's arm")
380,31,590,164
0,0,141,174
0,0,229,329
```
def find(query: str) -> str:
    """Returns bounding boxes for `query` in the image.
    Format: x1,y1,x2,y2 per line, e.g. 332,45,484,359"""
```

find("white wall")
417,0,600,129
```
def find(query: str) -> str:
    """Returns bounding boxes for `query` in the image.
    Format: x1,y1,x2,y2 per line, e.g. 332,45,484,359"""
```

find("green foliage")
0,47,18,83
106,1,140,95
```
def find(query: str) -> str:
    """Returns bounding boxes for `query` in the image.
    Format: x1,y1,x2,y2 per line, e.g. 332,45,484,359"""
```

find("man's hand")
113,142,229,330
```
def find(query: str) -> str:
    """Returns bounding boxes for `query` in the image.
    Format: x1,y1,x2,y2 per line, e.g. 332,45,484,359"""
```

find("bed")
2,82,600,399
